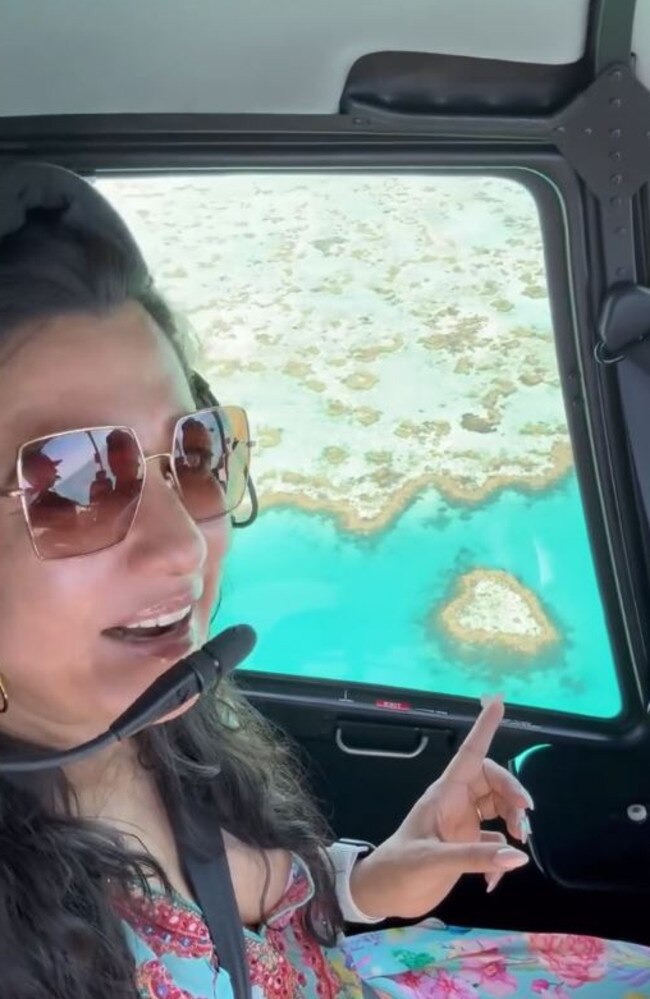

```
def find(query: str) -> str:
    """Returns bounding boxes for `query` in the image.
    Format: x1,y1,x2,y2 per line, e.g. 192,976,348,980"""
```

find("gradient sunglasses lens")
172,406,251,521
17,407,252,559
18,427,144,559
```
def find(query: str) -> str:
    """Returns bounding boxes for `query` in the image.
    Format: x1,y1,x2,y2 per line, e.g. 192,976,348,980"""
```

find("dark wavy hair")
0,208,342,999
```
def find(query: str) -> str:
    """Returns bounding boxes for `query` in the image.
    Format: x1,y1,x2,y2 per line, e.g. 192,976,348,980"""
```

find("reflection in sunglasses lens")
19,428,144,559
18,407,251,559
173,407,250,522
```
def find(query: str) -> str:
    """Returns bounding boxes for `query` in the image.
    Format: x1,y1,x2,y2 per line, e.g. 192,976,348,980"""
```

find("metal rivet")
610,127,622,138
628,804,647,823
610,97,623,108
555,125,565,134
584,127,593,135
611,174,624,185
610,151,622,161
611,69,623,80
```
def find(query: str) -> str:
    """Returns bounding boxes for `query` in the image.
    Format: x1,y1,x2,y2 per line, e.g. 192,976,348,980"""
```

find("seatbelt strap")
171,810,388,999
170,805,252,999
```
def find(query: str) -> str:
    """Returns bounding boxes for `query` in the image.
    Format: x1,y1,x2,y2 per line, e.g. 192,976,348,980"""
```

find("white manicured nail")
519,814,532,843
486,872,504,894
495,848,529,869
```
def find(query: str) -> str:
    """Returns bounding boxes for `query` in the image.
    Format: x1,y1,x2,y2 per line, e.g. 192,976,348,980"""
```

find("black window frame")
2,115,649,744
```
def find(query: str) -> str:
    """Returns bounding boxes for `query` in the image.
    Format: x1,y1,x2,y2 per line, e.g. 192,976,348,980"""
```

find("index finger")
443,696,505,783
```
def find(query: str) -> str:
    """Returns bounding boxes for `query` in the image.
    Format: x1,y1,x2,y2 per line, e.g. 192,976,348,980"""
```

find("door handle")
335,726,429,759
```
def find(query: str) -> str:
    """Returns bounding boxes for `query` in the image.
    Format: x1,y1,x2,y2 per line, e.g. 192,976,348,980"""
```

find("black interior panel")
512,742,650,893
252,696,650,947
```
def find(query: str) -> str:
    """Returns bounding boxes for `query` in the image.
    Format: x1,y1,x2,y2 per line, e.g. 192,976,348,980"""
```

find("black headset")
0,160,258,530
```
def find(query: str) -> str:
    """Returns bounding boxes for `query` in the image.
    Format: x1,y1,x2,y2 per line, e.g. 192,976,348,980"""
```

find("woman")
0,162,647,999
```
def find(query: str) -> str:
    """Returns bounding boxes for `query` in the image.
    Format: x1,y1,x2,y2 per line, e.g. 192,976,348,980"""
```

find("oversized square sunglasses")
0,405,253,560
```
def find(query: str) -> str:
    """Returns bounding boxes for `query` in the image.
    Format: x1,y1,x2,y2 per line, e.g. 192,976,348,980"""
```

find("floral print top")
115,853,650,999
115,853,364,999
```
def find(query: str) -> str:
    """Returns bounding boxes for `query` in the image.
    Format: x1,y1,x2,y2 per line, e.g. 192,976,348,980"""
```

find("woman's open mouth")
103,605,193,643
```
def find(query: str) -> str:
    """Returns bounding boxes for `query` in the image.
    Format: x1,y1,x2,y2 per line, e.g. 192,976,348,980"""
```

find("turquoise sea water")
217,473,621,720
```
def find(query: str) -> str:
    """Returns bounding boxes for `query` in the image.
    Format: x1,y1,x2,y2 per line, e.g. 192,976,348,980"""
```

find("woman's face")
0,302,229,751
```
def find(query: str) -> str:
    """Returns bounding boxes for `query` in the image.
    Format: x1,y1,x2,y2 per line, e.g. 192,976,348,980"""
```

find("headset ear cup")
190,370,219,409
0,162,149,275
231,478,258,529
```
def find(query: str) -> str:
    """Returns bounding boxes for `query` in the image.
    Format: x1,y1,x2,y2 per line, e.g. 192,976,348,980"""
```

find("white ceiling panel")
0,0,590,117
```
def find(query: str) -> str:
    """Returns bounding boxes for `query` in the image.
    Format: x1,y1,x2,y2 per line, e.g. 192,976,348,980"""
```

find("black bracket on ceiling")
548,61,649,289
555,64,650,361
551,62,650,202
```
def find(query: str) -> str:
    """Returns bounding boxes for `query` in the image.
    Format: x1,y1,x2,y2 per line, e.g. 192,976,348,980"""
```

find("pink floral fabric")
345,921,650,998
116,857,650,998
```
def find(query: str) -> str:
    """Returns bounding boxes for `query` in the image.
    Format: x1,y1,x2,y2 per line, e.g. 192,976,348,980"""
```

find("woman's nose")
124,456,209,576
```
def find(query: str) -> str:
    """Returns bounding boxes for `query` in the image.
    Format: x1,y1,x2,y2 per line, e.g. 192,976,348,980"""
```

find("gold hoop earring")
0,673,9,713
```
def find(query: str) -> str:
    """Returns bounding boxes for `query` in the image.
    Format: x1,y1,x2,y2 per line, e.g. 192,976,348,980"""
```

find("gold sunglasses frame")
0,405,254,561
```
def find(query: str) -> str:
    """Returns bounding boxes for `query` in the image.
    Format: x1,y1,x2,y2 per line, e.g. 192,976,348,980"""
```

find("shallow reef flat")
437,568,560,659
98,175,570,532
